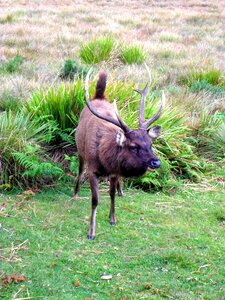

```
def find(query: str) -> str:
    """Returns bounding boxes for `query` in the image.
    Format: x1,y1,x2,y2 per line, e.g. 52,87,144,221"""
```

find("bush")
0,111,63,188
25,80,85,145
60,59,90,80
80,35,115,64
120,45,145,64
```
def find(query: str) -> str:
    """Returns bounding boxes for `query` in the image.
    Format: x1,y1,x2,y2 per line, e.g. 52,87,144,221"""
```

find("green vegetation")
119,45,145,64
180,67,225,94
0,4,225,299
80,36,115,64
0,74,223,190
25,80,85,145
0,92,22,112
0,54,23,74
0,111,62,187
60,59,90,80
0,14,14,24
1,184,224,299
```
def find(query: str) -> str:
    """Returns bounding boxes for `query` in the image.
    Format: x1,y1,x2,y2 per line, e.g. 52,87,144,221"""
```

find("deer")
74,66,164,240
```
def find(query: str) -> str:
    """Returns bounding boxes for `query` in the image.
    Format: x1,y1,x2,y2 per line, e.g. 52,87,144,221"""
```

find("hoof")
87,235,95,240
118,191,124,197
110,221,116,225
73,194,78,201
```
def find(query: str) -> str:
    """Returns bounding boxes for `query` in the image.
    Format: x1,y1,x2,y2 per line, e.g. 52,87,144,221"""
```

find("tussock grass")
0,54,23,74
119,45,145,65
0,14,14,24
80,36,115,64
60,59,89,80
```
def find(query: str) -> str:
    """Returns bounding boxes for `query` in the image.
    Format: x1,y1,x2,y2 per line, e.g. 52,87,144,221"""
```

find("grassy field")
0,0,225,95
1,182,225,299
0,1,225,299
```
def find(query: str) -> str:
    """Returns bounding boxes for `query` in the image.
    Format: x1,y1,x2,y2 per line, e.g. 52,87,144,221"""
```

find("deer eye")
129,145,139,154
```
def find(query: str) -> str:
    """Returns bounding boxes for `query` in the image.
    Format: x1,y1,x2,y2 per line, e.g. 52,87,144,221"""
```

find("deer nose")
149,159,160,169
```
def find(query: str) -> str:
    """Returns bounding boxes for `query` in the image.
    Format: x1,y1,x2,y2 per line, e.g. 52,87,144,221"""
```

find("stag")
74,67,164,240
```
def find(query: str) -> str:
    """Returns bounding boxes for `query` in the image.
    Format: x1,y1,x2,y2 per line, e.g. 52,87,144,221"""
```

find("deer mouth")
147,167,154,172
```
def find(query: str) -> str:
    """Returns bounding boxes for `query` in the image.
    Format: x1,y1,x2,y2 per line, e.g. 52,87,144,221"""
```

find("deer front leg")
88,174,99,240
109,176,118,225
117,179,124,197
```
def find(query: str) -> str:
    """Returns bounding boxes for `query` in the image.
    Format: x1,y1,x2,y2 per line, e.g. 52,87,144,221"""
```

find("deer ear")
116,130,126,146
148,125,162,140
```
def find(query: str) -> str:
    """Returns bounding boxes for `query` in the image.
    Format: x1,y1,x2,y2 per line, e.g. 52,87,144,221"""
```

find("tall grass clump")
0,14,14,24
0,111,63,188
80,35,115,64
0,91,22,112
60,59,90,80
3,54,23,73
180,67,225,94
120,45,145,64
25,80,85,145
194,113,225,160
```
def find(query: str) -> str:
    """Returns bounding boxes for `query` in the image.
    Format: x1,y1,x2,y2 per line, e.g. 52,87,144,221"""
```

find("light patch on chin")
147,167,154,172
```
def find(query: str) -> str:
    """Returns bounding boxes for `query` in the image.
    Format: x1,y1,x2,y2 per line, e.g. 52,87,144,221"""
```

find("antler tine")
142,91,165,129
84,68,130,132
133,63,152,127
113,100,131,133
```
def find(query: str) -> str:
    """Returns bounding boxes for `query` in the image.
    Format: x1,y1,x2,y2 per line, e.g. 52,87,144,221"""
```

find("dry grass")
0,0,224,105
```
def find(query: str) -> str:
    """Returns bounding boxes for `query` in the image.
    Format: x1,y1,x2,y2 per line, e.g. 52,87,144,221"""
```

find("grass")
179,67,225,93
119,45,145,64
0,54,23,74
60,59,90,80
0,183,225,299
80,36,115,64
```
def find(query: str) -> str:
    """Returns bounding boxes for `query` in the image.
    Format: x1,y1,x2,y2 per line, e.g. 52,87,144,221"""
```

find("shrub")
0,111,63,188
25,80,85,145
80,35,115,64
60,59,90,80
120,45,145,64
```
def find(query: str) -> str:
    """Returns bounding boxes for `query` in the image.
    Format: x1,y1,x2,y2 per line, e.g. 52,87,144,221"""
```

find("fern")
13,145,64,180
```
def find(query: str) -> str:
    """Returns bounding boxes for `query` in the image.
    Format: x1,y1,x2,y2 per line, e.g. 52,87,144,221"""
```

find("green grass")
0,14,14,24
60,59,90,80
120,45,145,64
0,54,23,74
179,67,225,93
1,183,225,299
80,35,115,64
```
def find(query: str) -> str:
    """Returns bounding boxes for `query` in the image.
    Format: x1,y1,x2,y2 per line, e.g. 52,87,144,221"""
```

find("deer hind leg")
88,173,99,240
117,178,124,197
73,155,84,200
109,176,118,225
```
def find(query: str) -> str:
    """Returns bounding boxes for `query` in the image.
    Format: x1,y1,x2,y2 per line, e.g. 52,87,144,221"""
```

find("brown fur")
74,73,161,239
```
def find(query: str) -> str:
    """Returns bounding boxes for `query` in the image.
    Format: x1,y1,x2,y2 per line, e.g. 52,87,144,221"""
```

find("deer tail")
94,73,107,99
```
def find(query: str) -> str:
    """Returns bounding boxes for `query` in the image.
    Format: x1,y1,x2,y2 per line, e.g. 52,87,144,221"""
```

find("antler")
133,63,151,127
133,63,164,130
84,68,131,133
